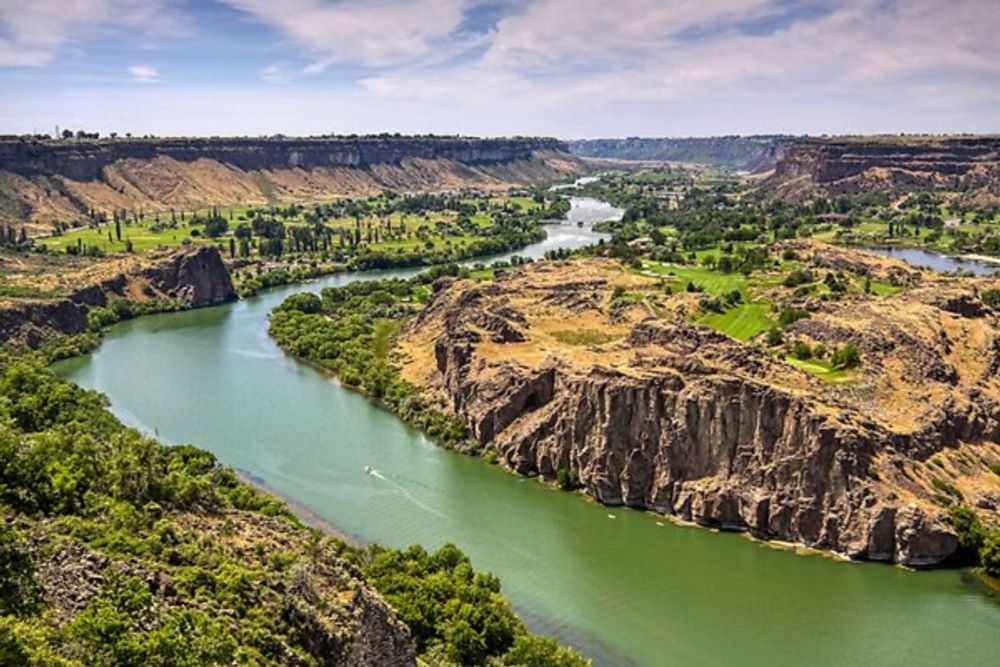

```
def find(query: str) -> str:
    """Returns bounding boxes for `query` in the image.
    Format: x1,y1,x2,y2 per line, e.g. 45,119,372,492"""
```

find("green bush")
981,288,1000,310
792,341,812,360
831,344,861,369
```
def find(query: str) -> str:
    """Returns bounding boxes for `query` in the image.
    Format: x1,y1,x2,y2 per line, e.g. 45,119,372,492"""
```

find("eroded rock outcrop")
399,259,1000,566
0,245,235,347
764,136,1000,206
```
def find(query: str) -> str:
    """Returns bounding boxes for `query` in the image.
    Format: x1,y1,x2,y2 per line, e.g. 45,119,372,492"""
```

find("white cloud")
128,65,158,82
362,0,1000,117
223,0,468,70
0,0,184,67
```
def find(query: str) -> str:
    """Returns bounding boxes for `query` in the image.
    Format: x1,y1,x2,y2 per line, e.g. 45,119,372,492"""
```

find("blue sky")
1,0,997,138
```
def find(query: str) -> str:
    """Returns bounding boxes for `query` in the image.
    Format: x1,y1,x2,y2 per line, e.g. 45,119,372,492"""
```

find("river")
864,246,1000,276
55,198,999,666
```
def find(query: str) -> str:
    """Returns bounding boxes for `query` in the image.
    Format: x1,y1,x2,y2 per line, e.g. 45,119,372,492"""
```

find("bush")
792,341,812,360
831,344,861,369
981,533,1000,577
766,327,783,346
981,288,1000,310
778,308,810,327
782,269,813,288
556,466,578,491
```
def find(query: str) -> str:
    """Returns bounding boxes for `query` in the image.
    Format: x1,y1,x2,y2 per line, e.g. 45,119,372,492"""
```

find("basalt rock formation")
0,135,581,233
764,136,1000,205
398,258,1000,566
568,136,790,172
0,245,234,347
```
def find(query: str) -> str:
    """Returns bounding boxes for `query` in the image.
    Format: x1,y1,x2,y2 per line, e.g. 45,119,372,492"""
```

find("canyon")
0,135,581,234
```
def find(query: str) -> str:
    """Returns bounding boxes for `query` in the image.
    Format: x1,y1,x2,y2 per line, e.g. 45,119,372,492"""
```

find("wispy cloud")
222,0,469,71
128,64,158,83
0,0,185,67
0,0,997,136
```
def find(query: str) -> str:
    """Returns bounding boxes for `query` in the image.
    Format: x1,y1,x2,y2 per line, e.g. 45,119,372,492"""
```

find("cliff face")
765,136,1000,203
0,136,581,233
0,245,234,347
399,259,1000,566
568,136,789,172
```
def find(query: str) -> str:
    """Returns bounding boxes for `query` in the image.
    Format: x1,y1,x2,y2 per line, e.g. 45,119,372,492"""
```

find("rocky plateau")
398,254,1000,566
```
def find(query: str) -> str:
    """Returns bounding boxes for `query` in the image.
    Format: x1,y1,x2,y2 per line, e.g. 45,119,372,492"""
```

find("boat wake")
365,465,444,518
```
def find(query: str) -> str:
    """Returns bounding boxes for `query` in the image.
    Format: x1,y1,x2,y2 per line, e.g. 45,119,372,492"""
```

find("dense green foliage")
0,355,588,665
270,264,475,449
947,505,1000,576
353,544,588,666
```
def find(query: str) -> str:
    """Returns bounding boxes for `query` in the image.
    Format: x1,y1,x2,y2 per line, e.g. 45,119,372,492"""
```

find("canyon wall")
765,136,1000,204
568,136,789,171
400,259,1000,566
0,136,581,233
0,245,234,347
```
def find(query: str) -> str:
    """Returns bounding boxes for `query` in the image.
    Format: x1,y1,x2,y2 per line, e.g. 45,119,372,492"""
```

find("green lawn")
637,260,747,295
468,268,495,281
697,302,774,341
784,356,854,383
40,222,220,253
868,281,902,297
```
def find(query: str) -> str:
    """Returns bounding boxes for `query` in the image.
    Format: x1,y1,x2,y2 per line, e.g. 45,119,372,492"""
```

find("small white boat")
364,465,374,475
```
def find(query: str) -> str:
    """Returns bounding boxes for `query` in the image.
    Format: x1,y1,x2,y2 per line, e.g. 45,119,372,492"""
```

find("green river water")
56,199,999,666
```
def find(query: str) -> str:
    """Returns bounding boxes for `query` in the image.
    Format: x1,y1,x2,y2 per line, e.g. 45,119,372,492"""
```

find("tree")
203,218,228,238
981,532,1000,577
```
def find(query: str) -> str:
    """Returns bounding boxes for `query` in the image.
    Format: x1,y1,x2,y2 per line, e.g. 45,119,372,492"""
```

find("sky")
0,0,997,138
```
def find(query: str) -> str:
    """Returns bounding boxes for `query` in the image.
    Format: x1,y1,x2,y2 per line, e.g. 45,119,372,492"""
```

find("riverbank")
55,204,1000,667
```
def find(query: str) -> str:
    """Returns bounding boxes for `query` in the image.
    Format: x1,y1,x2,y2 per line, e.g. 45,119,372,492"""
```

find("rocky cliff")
0,136,581,233
568,136,789,171
764,136,1000,204
398,259,1000,566
0,245,234,347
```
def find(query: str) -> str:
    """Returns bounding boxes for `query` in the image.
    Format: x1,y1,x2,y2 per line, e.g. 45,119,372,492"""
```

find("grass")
40,222,221,253
468,268,495,281
697,302,774,341
372,319,403,361
784,356,854,383
550,329,621,346
636,260,747,295
868,281,902,297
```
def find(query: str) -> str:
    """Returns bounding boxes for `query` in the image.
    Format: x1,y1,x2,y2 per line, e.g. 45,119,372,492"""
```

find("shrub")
831,343,861,369
556,466,578,491
792,341,812,360
778,307,810,327
782,269,813,288
981,288,1000,310
981,532,1000,577
766,327,783,346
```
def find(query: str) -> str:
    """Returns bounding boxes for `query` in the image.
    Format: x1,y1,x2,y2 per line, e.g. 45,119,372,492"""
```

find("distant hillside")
567,136,790,171
0,135,582,234
763,136,1000,205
